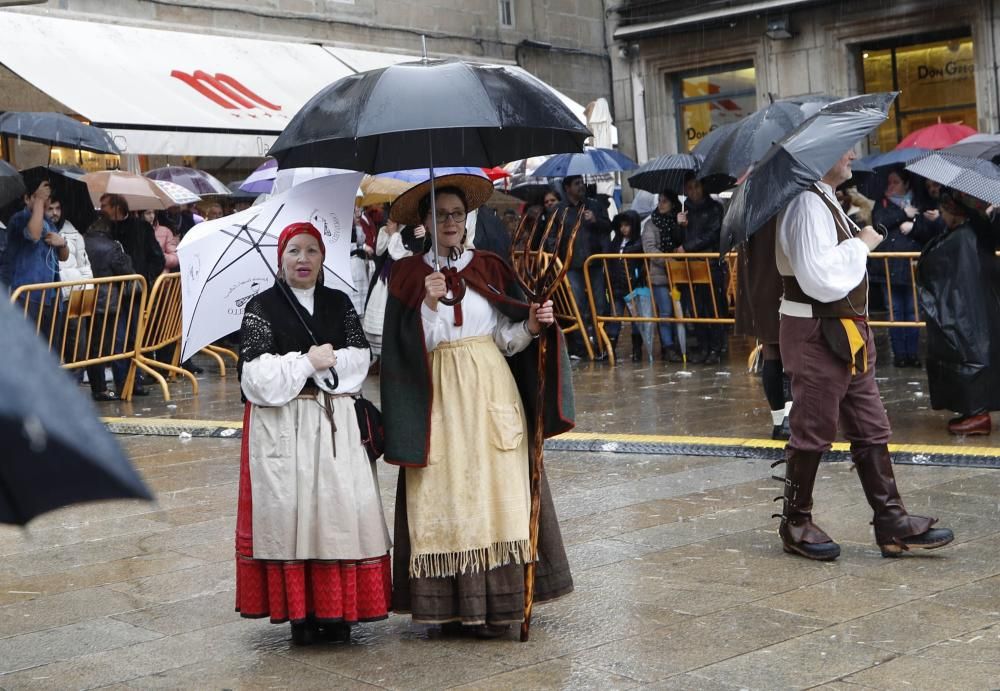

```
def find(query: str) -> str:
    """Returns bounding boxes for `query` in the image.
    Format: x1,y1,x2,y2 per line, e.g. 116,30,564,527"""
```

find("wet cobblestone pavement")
1,335,999,689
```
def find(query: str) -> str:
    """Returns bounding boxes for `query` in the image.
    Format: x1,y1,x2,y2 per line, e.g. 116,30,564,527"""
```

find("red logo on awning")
170,70,282,112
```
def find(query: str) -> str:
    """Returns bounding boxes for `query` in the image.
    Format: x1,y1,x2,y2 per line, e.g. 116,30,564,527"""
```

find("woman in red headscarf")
234,222,392,645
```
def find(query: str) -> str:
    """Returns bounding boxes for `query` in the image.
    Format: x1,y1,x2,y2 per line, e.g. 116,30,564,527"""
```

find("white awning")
0,11,352,156
614,0,825,40
0,11,593,157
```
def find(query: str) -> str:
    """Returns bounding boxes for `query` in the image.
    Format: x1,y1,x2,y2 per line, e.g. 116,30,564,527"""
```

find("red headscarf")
277,222,325,262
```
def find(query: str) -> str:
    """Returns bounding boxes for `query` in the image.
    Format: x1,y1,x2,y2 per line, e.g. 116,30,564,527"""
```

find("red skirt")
235,403,392,624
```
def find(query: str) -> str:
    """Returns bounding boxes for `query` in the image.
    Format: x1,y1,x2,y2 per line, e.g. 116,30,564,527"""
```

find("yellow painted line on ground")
102,417,1000,458
550,431,1000,458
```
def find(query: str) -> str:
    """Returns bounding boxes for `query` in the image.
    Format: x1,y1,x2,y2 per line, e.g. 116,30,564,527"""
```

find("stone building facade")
0,0,612,172
608,0,1000,166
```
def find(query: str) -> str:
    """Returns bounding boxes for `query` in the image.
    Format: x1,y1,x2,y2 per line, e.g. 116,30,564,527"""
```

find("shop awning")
0,11,591,158
0,11,357,156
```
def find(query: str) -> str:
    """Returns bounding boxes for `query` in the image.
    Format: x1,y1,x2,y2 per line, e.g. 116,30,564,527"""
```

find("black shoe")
131,386,149,397
687,349,707,364
662,347,684,363
182,360,204,374
702,350,721,366
290,621,316,646
474,623,511,639
772,417,791,440
92,390,120,402
320,621,351,642
880,527,955,557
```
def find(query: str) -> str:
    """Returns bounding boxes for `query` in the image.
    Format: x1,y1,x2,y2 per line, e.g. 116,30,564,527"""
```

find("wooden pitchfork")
510,205,583,642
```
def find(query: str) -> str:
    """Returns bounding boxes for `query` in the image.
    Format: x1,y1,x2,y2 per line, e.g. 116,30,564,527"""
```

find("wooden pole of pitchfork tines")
510,205,583,642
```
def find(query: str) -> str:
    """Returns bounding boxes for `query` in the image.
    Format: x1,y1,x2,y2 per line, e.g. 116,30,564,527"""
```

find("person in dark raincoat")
916,188,1000,436
607,209,646,360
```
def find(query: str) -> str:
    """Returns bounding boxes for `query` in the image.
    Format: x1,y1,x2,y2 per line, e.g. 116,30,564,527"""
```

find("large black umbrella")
270,57,589,270
0,160,24,209
269,59,590,173
627,153,701,194
19,166,98,232
720,92,897,251
0,298,152,525
0,112,120,155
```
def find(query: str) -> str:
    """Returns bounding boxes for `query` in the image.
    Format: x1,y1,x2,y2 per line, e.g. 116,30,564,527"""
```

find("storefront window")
862,36,976,151
674,63,756,152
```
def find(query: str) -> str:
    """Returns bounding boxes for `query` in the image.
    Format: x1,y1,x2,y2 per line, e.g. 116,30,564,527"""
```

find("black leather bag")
353,395,385,462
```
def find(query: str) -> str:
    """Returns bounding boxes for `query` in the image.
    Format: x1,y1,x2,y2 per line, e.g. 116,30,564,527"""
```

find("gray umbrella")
905,152,1000,205
0,160,25,209
720,92,897,251
0,112,120,155
627,153,701,194
0,298,152,525
693,101,807,191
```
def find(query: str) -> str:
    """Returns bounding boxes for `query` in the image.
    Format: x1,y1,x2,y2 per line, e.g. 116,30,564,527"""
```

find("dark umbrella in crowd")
693,101,806,192
721,92,897,251
530,147,636,177
0,160,24,209
853,147,929,198
0,112,120,155
627,153,701,194
146,166,231,196
17,166,97,231
0,298,152,525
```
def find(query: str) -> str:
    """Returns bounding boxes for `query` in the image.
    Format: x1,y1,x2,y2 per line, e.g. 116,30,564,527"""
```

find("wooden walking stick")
510,206,583,642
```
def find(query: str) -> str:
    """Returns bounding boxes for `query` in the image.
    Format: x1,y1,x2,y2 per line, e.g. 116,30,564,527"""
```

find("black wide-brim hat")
389,174,495,225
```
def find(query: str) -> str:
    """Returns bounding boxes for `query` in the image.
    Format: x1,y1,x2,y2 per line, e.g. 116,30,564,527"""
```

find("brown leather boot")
772,448,841,561
852,443,955,557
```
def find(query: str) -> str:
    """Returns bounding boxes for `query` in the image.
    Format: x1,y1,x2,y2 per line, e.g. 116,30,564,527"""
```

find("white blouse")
776,181,870,317
241,285,370,406
420,250,535,356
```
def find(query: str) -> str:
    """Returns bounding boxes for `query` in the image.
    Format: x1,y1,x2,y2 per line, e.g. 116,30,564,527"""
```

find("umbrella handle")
439,277,466,306
322,367,339,390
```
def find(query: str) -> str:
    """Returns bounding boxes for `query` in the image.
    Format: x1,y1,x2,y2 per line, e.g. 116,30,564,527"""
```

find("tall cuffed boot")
852,444,955,557
772,448,841,560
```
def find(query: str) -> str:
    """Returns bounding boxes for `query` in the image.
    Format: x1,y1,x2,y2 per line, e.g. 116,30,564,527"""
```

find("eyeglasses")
434,210,467,224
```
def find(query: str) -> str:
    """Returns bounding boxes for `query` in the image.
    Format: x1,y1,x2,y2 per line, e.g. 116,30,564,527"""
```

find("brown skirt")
391,467,573,625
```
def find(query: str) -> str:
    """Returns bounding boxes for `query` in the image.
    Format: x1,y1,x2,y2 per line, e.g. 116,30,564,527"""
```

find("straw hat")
389,174,495,225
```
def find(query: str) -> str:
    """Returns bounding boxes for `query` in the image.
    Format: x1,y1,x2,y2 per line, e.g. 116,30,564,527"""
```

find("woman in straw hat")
380,174,575,638
235,222,392,645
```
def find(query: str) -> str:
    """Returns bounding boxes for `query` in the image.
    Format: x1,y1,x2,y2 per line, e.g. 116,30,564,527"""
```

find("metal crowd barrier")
581,251,932,365
130,272,198,401
10,274,148,400
10,272,230,401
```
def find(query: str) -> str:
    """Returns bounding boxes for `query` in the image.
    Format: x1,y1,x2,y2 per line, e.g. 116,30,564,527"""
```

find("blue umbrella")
858,147,929,170
532,147,636,178
382,166,486,183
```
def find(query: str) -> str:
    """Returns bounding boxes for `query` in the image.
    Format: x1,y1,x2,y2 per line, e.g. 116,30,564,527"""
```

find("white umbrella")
82,171,173,210
176,172,363,361
273,167,351,195
154,179,201,205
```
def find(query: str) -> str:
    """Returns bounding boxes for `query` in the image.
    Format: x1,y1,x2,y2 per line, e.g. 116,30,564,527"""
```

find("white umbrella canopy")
154,179,201,205
176,171,363,361
82,170,173,210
